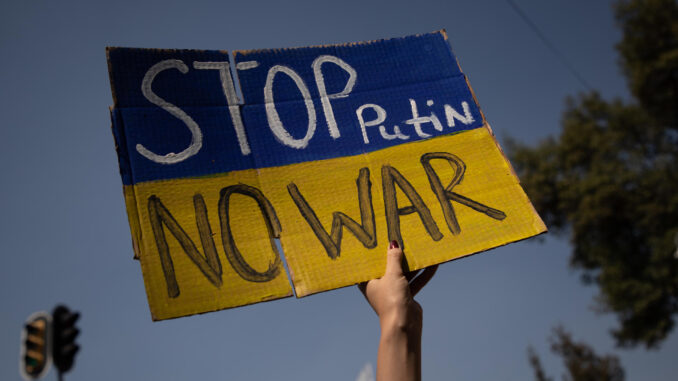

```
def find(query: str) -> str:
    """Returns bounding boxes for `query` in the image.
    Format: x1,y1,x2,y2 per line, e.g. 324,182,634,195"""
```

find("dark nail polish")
389,240,399,249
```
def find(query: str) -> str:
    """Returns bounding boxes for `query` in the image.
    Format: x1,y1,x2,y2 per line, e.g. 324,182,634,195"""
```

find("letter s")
138,59,202,164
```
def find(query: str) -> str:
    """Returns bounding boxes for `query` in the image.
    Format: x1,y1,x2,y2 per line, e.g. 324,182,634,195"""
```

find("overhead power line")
505,0,593,91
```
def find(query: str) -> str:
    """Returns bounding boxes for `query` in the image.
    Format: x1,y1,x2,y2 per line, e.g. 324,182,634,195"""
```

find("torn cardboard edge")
106,31,548,320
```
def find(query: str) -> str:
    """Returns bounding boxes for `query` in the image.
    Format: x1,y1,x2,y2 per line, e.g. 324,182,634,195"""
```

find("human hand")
359,240,438,334
359,240,437,381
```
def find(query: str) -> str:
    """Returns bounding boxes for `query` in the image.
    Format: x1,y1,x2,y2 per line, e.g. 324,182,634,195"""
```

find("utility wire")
505,0,593,91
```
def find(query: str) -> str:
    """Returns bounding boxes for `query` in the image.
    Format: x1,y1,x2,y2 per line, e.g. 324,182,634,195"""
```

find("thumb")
385,240,404,277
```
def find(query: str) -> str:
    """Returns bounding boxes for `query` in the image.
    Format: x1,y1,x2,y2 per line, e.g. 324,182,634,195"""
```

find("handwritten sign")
107,31,546,320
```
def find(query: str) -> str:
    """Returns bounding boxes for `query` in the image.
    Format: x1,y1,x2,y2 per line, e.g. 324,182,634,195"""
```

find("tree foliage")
615,0,678,127
508,0,678,347
528,327,625,381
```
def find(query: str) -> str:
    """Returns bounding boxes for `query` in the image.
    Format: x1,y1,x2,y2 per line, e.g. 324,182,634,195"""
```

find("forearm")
364,242,432,381
376,315,422,381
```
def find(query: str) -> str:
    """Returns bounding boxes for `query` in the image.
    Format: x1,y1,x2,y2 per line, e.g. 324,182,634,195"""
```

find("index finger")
409,264,438,296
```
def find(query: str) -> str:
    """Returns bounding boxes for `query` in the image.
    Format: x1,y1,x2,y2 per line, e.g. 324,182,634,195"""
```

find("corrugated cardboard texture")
107,31,546,320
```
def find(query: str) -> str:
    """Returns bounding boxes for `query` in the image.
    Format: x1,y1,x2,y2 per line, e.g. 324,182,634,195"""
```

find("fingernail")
389,240,399,249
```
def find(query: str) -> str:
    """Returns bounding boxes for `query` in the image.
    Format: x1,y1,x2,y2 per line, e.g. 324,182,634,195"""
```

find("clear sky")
1,0,676,380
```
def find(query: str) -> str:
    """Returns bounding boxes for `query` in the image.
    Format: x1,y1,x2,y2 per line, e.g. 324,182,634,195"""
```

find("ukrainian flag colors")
108,31,546,320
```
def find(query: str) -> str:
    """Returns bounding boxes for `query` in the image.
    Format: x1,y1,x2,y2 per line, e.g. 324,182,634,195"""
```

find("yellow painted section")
127,170,293,321
122,186,142,259
257,125,546,296
125,124,545,319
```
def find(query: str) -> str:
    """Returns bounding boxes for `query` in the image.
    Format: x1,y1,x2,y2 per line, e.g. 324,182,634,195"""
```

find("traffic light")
51,305,80,375
20,312,51,380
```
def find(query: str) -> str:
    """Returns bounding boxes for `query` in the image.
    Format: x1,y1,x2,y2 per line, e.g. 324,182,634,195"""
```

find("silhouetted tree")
508,0,678,347
527,346,553,381
528,327,625,381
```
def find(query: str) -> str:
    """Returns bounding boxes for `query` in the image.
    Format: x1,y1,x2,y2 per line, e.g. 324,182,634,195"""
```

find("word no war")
150,151,507,298
137,55,477,165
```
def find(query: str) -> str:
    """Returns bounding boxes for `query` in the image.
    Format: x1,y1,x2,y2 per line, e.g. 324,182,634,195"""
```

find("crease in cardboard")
106,31,547,320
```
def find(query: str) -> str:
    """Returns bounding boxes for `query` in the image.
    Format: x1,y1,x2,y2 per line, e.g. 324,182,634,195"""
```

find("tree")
615,0,678,127
528,327,625,381
527,346,553,381
508,0,678,347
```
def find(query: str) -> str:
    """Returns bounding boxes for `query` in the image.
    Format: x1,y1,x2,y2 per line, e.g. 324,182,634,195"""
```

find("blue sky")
1,0,676,380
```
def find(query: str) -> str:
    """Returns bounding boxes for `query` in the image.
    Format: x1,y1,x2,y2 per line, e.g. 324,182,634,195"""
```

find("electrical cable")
505,0,593,91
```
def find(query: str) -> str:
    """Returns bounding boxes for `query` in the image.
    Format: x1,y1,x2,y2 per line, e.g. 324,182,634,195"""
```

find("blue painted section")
242,77,482,170
109,108,132,185
107,32,484,185
234,32,462,104
107,48,232,107
119,106,256,184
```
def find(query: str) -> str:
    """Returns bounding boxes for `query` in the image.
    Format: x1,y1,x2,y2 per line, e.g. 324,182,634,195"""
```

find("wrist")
379,307,422,338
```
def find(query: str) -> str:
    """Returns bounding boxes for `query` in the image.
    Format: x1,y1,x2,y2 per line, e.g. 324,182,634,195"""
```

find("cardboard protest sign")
107,30,546,320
